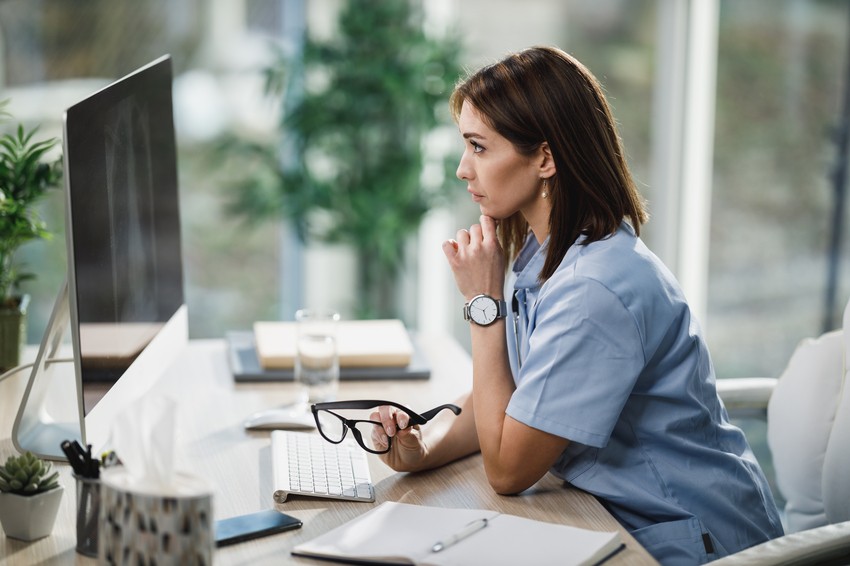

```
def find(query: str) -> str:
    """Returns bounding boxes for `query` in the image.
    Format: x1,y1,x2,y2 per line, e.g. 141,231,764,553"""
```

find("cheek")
479,153,538,201
499,167,538,199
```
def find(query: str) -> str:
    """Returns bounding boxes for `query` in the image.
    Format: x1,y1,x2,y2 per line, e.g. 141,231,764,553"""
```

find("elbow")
492,483,524,496
486,470,535,496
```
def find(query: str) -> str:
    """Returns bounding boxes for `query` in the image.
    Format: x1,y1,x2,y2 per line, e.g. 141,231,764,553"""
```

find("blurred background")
1,0,848,492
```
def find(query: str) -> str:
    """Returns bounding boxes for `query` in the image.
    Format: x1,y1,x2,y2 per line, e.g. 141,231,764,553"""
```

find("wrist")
463,294,508,326
467,293,506,305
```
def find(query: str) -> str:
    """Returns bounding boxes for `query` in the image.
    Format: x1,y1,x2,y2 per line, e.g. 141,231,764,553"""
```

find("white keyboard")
271,430,375,503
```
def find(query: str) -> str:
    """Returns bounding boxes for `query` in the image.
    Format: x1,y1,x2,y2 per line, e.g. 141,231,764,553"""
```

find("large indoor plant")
220,0,462,318
0,450,63,541
0,99,63,370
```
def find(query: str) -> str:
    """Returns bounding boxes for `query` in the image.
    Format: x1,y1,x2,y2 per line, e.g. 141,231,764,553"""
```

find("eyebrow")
462,132,486,140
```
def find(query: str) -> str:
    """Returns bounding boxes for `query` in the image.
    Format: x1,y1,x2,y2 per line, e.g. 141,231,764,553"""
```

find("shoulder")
551,225,661,282
543,224,685,317
577,225,657,275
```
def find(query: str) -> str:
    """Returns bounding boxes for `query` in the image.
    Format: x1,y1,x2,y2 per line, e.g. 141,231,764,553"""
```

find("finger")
377,405,396,437
394,424,422,450
396,412,409,430
479,215,497,241
456,228,471,244
370,423,389,451
468,223,483,244
442,239,458,259
368,410,391,445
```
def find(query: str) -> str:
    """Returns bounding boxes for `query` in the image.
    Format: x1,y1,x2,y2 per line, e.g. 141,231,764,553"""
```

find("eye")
470,140,484,154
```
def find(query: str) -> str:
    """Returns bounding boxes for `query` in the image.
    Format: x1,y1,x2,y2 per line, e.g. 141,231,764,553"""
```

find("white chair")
712,300,850,565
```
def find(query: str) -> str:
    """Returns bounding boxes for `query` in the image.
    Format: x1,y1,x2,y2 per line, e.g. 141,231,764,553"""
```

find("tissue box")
99,467,213,565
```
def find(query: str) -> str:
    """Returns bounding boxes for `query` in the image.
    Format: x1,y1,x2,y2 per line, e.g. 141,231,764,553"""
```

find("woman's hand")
370,406,430,472
442,215,506,300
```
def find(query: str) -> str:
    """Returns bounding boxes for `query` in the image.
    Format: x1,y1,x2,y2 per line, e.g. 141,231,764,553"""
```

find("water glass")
295,308,340,403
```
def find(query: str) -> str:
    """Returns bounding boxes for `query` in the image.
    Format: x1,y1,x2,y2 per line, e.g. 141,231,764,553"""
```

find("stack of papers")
292,501,623,566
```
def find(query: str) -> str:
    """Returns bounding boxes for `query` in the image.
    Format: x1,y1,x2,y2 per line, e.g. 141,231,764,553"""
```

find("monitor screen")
64,55,184,387
13,55,189,459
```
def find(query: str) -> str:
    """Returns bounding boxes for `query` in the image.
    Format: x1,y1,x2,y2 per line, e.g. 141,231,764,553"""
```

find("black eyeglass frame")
310,400,462,454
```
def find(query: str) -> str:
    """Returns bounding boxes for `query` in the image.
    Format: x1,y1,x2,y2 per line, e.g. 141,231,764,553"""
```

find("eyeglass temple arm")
419,403,462,422
314,399,430,424
313,400,461,425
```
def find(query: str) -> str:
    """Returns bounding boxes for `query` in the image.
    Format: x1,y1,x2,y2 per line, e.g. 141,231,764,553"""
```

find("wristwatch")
463,294,508,326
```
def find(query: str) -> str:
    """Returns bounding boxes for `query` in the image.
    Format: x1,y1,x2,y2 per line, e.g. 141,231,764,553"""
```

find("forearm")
468,320,517,482
441,216,564,493
417,392,480,470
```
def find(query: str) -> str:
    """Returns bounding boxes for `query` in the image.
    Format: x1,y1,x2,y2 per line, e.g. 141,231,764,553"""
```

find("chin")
479,207,508,220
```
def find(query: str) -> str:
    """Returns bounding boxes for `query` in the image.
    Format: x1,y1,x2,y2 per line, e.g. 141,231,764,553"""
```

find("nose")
456,150,472,181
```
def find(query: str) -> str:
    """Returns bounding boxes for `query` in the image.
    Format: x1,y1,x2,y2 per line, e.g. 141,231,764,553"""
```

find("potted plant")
219,0,462,318
0,450,63,541
0,99,63,370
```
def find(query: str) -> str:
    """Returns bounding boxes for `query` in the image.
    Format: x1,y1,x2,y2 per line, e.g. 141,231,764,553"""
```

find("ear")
537,142,557,178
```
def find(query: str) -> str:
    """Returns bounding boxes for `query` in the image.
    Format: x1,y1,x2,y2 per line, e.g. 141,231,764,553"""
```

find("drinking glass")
294,309,340,403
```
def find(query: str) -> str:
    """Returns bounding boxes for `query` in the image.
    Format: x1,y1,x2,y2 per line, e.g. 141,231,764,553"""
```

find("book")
291,501,623,566
253,319,414,369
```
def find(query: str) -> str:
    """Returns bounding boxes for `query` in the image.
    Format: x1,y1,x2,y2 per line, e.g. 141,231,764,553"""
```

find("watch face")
469,296,498,325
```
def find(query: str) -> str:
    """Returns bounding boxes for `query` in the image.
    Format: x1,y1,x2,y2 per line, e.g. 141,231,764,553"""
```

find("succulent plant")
0,451,60,496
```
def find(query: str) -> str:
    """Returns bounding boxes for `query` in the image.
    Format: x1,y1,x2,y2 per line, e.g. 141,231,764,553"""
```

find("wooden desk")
0,335,657,565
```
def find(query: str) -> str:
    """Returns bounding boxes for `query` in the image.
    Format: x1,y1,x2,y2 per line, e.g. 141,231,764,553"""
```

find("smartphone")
214,509,302,547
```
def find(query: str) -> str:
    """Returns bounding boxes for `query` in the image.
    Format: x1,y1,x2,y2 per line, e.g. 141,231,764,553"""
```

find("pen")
431,518,488,553
101,450,121,469
85,444,100,479
60,439,89,477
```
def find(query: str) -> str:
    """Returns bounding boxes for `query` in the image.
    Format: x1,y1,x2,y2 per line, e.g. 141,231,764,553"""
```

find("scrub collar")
514,221,636,290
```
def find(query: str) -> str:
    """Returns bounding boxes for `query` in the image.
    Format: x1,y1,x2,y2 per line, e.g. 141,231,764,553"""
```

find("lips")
468,188,484,201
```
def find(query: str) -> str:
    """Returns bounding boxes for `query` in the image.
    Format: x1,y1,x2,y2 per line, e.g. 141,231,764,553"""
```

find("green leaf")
38,471,59,491
211,0,461,318
0,102,63,301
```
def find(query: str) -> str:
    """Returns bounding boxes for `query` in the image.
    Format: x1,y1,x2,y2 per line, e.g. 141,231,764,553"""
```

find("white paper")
292,502,621,566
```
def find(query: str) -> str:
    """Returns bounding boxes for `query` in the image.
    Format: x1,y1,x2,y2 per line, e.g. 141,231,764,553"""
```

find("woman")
371,46,783,564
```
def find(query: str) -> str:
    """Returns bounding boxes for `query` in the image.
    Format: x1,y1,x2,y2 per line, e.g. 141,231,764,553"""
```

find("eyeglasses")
310,399,462,454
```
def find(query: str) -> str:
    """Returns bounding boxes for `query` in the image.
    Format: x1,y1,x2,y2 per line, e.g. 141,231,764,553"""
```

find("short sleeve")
506,276,645,448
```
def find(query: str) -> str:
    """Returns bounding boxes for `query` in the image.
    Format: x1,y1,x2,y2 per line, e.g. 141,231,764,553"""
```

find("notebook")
254,319,414,369
291,501,624,566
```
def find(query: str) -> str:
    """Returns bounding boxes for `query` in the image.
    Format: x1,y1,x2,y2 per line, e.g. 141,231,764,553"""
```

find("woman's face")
455,101,544,220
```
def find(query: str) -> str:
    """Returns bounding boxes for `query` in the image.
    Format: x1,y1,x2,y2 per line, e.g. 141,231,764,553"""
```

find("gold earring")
541,179,549,199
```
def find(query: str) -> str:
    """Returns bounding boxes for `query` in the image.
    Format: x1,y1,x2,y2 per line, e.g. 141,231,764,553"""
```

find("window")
711,0,850,378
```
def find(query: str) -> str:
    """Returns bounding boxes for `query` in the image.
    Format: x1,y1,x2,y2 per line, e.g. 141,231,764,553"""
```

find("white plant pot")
0,486,64,541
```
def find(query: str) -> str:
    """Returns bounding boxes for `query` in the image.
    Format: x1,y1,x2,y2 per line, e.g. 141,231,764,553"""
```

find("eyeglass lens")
315,410,347,442
315,410,390,453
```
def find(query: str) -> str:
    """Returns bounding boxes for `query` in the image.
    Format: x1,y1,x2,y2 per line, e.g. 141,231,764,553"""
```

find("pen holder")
99,468,213,565
74,474,101,557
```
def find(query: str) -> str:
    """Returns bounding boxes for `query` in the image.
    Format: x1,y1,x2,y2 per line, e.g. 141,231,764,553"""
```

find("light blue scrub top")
505,222,784,565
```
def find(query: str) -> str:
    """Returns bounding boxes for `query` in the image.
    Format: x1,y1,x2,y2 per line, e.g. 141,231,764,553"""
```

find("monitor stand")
12,279,83,461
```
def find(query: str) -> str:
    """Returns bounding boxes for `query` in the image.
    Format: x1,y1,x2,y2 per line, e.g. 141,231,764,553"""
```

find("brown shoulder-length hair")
450,46,648,282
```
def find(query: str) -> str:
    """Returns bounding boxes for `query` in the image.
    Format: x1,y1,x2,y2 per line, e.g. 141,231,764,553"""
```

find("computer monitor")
12,55,188,460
